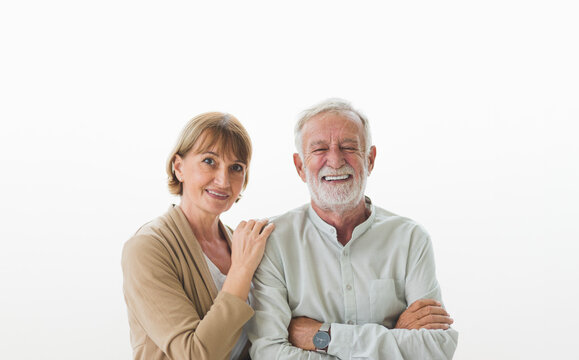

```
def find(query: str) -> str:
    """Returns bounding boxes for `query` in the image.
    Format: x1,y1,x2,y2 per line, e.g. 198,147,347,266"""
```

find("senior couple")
122,98,458,359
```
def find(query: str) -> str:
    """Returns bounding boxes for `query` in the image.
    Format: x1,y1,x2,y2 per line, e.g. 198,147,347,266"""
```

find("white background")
1,1,578,359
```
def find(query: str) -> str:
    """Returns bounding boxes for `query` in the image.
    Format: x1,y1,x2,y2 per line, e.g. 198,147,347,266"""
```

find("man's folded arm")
319,228,457,359
328,322,458,359
247,253,336,359
288,297,457,360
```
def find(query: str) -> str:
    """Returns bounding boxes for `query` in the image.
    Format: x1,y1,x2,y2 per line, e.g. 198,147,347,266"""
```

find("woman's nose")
213,166,230,186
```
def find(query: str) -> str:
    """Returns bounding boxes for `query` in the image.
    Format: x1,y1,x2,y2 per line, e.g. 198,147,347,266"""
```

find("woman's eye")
231,164,244,172
203,158,215,165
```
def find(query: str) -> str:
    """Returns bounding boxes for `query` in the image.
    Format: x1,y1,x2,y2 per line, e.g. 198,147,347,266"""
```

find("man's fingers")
415,305,449,320
407,298,441,312
421,323,451,330
400,319,419,330
396,300,453,330
418,314,454,326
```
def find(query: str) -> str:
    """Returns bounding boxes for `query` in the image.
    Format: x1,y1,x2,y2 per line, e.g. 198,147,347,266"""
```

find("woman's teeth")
207,190,227,197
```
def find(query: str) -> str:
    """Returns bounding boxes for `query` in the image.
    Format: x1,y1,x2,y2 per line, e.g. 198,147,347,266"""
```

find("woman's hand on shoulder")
223,220,274,300
230,219,275,275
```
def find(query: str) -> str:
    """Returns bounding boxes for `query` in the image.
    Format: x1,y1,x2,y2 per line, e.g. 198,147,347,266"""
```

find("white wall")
1,1,577,359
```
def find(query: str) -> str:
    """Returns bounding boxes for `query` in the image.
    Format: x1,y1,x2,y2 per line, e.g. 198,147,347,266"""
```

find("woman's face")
174,144,247,218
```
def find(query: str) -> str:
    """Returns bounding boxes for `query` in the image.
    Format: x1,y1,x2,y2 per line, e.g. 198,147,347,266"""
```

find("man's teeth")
207,190,227,197
323,175,349,181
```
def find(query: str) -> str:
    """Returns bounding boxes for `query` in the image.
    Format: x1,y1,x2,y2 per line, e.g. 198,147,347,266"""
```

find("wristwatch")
313,323,331,352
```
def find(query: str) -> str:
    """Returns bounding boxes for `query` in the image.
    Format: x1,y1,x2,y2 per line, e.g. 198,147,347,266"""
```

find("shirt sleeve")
327,227,458,360
122,234,254,360
247,251,337,359
329,324,458,359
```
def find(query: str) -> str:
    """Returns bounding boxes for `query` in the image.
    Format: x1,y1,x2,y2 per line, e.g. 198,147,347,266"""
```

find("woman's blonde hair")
166,112,252,196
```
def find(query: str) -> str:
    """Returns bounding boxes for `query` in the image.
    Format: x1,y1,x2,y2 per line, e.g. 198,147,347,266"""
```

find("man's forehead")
303,111,364,141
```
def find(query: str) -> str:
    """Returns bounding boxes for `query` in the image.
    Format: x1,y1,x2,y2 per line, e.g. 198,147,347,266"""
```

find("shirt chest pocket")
369,278,406,328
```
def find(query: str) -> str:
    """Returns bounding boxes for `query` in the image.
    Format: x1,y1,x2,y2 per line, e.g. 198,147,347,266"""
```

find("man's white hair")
294,98,373,157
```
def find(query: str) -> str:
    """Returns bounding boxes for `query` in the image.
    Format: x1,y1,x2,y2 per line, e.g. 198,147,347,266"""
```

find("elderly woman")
122,112,274,360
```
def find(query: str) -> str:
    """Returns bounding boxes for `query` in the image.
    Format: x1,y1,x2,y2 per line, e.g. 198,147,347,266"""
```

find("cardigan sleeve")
122,234,254,360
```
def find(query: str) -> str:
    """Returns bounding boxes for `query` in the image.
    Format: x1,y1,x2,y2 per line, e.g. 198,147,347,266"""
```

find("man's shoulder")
372,204,415,224
269,203,310,231
262,203,311,254
371,204,429,237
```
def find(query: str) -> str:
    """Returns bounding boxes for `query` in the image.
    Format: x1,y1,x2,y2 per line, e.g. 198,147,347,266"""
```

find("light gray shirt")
247,198,458,359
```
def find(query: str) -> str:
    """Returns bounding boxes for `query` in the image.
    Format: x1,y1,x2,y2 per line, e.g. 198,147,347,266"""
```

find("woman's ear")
173,154,184,182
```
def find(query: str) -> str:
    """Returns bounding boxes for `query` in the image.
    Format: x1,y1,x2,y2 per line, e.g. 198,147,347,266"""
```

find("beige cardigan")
122,205,253,360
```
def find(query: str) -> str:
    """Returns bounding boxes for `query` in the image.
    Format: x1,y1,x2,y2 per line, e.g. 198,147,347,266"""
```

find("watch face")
313,331,331,349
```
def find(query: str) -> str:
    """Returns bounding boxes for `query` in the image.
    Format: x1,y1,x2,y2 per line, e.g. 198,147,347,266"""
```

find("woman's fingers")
233,219,275,251
260,222,275,238
230,219,275,276
249,219,268,235
245,219,256,232
238,219,275,239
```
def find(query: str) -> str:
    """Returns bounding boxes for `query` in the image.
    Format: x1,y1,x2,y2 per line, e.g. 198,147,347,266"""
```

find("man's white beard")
305,163,367,212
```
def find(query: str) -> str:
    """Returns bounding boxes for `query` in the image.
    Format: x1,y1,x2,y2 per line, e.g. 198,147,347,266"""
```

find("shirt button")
346,284,352,291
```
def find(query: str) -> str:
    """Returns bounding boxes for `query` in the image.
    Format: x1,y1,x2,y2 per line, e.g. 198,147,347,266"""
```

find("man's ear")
367,146,377,175
293,153,307,182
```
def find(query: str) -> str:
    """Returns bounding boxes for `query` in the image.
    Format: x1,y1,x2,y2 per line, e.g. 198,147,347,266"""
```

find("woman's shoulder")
123,206,183,258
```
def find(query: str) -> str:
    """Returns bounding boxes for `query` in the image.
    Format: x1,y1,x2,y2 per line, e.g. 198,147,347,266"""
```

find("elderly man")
247,98,458,359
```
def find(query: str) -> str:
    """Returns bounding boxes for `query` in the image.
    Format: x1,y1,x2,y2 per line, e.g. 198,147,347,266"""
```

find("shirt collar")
306,196,376,246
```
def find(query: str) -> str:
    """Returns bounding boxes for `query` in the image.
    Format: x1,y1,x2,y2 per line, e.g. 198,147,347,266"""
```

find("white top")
247,198,458,359
203,253,249,360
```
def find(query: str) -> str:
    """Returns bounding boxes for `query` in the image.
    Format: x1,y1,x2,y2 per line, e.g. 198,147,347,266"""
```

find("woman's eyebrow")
201,151,220,156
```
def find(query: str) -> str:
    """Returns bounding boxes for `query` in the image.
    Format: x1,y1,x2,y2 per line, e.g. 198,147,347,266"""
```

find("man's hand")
288,317,322,351
395,299,454,330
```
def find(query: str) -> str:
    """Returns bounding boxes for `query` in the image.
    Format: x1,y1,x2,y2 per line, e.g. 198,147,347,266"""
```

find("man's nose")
326,146,346,168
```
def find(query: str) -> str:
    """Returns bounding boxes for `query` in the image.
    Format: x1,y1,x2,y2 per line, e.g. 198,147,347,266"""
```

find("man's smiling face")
294,111,374,211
